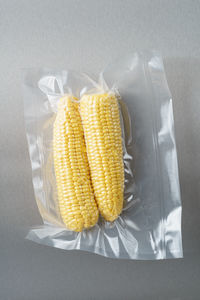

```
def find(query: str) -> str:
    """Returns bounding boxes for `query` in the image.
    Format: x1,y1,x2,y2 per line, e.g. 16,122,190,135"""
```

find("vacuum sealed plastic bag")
23,51,182,259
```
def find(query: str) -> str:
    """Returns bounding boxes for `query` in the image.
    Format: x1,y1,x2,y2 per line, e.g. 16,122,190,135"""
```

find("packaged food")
23,51,182,259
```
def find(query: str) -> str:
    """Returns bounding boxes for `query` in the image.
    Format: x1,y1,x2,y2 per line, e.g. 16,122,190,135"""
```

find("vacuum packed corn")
80,93,124,221
24,53,182,259
53,96,99,232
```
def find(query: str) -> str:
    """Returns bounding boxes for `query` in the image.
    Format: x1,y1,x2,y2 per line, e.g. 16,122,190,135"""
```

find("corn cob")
53,95,99,232
80,93,124,222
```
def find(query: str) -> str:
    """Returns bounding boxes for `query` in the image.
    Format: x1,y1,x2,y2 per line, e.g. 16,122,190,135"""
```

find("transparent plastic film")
23,51,182,259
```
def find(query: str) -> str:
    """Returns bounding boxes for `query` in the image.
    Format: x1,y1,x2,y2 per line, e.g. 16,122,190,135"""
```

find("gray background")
0,0,200,299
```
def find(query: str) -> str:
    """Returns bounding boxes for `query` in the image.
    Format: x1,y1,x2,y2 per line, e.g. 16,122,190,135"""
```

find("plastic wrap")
23,51,182,259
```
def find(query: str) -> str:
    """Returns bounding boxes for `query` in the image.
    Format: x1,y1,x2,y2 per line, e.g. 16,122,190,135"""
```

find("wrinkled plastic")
23,51,182,259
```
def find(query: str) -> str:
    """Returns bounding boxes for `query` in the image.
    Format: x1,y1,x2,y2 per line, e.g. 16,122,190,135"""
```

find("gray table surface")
1,1,200,299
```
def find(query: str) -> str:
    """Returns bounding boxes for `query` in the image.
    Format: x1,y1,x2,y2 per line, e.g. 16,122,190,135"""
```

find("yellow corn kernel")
80,93,124,222
53,95,99,232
